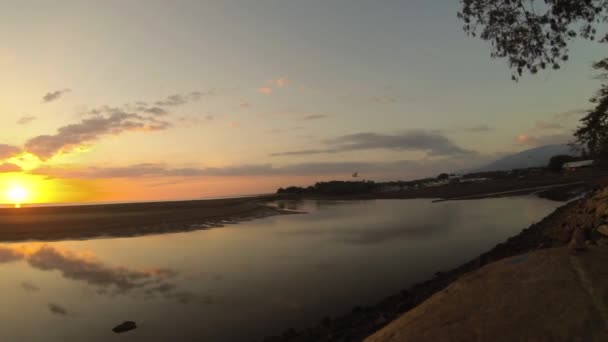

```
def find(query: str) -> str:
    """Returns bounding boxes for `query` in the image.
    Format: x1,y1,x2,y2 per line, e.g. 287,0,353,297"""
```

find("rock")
595,202,608,219
568,227,587,253
598,225,608,237
112,321,137,334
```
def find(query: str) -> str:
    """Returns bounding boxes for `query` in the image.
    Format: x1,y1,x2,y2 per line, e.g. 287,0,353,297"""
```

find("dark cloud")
464,124,493,132
271,131,474,157
301,114,329,121
0,144,21,159
48,303,68,316
17,115,37,125
0,163,22,173
24,109,170,160
42,89,71,103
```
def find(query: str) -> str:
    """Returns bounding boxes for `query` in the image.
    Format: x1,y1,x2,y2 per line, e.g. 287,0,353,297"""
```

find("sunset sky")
0,0,605,204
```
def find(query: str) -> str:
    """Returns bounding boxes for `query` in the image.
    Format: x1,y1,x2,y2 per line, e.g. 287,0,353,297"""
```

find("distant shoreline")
0,196,292,243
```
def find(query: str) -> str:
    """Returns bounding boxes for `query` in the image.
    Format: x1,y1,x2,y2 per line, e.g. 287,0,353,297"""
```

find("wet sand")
0,197,292,242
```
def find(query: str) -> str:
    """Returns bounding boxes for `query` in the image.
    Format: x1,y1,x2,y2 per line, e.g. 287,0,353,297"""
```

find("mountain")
474,144,578,172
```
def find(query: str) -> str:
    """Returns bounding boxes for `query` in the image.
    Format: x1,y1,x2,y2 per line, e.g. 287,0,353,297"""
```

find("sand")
0,197,290,242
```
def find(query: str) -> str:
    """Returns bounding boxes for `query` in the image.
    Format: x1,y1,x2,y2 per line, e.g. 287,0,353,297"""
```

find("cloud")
271,77,289,87
516,133,573,146
154,91,212,107
258,87,273,95
31,154,491,180
370,96,398,104
139,106,168,116
17,115,37,125
464,124,493,132
21,281,40,292
176,114,214,125
534,121,563,130
271,131,475,157
42,89,71,103
0,163,22,173
48,303,68,316
554,108,587,119
0,144,21,159
301,114,329,121
24,109,171,160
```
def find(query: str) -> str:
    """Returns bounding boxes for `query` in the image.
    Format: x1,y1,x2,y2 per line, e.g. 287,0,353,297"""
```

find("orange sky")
0,1,602,205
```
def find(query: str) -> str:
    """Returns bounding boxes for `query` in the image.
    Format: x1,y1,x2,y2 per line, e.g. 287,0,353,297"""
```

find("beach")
0,197,291,242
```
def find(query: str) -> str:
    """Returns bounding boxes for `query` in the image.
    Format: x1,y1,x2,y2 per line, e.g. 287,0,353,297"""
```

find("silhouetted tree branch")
459,0,608,80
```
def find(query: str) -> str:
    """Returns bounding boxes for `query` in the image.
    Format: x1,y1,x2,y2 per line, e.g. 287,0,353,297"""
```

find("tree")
459,0,608,159
547,154,576,172
459,0,608,80
574,59,608,159
436,173,450,180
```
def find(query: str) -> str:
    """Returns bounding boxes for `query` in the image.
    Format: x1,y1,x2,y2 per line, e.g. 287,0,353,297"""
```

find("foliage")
436,173,450,180
458,0,608,80
574,59,608,159
458,1,608,159
547,154,577,172
277,181,377,196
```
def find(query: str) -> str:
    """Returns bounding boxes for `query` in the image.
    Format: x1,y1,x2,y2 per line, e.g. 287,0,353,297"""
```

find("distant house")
563,160,594,170
459,177,488,184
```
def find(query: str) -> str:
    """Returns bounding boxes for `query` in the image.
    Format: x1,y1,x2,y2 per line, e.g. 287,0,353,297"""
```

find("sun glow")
6,184,30,208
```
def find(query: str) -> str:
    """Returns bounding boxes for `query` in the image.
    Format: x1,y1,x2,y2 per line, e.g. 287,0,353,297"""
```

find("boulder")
568,227,587,253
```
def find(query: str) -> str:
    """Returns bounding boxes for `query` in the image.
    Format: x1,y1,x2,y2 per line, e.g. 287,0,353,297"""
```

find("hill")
474,144,577,172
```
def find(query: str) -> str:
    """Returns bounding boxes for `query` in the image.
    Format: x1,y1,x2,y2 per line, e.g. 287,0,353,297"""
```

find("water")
0,197,560,341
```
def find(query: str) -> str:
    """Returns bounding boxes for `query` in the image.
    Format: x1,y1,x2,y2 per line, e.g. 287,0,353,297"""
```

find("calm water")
0,198,560,341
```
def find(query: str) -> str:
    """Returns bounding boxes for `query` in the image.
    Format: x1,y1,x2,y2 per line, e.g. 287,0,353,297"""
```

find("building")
563,160,594,170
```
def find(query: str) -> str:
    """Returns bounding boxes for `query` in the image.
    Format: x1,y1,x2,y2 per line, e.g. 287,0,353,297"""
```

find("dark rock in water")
112,321,137,333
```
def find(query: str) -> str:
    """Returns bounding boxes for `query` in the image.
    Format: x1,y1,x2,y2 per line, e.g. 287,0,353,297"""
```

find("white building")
563,160,594,170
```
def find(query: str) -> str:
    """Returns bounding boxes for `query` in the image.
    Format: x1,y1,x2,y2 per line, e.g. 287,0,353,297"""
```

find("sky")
0,0,605,204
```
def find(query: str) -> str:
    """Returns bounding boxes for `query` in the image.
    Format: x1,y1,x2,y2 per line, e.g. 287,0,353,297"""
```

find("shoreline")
263,188,602,341
271,176,598,203
0,196,293,243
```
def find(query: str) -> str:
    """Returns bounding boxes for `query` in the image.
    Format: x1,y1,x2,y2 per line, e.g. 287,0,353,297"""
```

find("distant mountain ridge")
474,144,578,172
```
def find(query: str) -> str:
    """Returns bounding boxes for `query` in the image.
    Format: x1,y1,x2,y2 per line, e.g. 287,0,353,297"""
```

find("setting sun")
6,184,29,208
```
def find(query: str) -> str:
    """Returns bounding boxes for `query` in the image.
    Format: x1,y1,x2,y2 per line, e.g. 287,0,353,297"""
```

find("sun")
6,185,30,208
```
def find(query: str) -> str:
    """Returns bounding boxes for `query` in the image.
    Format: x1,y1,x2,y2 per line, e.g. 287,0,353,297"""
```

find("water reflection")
0,244,195,303
0,197,561,342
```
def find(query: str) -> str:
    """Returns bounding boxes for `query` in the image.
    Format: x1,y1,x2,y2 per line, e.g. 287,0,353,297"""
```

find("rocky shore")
263,186,608,342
